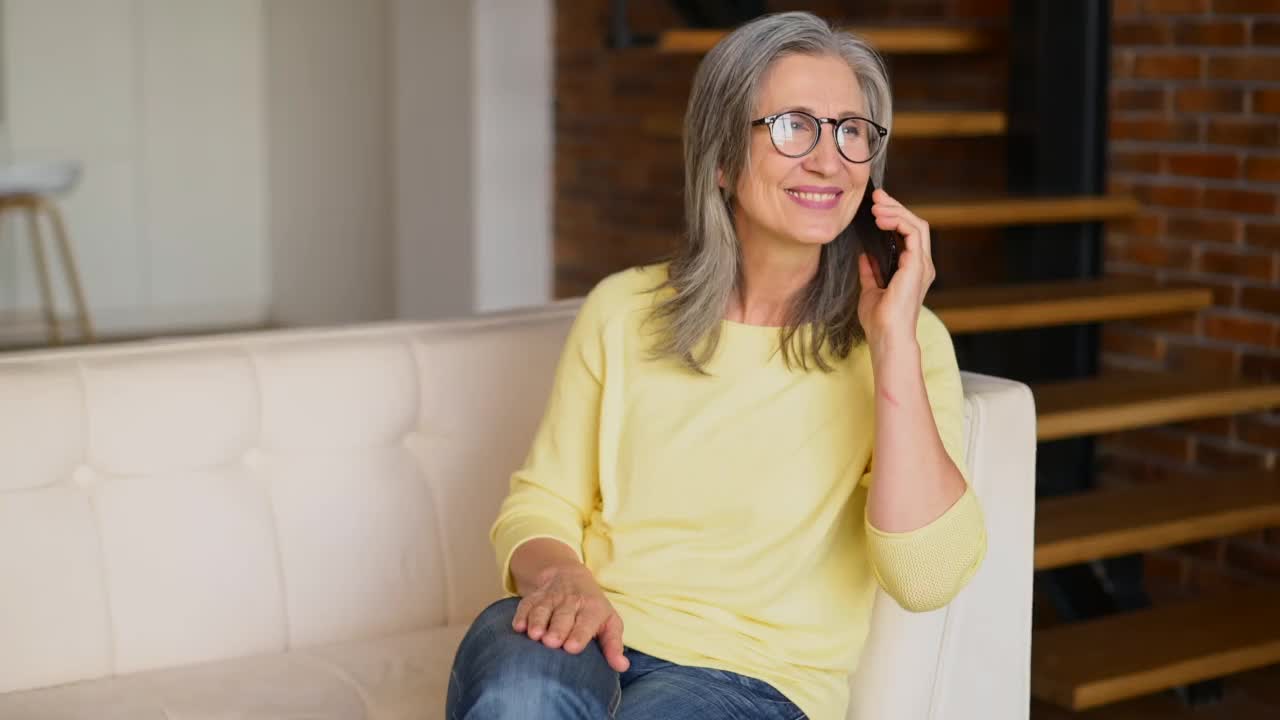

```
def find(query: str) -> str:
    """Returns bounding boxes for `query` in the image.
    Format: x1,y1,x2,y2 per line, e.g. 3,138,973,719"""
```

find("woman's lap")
447,597,805,720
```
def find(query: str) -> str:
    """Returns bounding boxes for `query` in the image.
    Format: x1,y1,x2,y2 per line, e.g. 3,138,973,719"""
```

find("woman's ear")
717,168,725,189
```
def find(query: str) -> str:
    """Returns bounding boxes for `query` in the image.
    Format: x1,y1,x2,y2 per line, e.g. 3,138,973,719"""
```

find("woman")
446,11,986,720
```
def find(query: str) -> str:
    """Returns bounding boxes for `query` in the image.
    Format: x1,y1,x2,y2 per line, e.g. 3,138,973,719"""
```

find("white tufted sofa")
0,300,1035,720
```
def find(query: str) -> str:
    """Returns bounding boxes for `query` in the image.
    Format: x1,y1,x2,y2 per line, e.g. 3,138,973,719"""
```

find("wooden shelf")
1035,471,1280,570
642,109,1007,140
918,195,1139,228
1033,585,1280,710
931,279,1212,334
1034,372,1280,441
657,26,994,54
894,110,1007,138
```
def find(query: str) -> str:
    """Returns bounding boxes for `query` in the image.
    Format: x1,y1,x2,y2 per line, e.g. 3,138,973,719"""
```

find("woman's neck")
728,238,821,327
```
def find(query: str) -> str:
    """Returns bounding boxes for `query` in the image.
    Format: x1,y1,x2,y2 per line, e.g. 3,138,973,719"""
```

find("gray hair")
647,11,893,373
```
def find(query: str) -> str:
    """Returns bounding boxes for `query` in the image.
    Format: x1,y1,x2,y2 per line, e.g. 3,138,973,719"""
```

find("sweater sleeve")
863,309,988,613
489,286,610,596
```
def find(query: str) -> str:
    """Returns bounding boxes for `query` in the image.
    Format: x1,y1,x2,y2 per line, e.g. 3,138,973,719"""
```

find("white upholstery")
0,300,1035,720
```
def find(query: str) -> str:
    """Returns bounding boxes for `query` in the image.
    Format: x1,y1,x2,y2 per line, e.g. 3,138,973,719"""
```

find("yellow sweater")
490,263,986,720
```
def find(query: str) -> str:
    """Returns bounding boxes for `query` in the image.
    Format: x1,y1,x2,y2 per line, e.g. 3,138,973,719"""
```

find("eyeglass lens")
768,113,881,163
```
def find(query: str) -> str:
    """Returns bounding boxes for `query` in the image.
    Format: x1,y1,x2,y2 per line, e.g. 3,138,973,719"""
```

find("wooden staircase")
595,7,1280,715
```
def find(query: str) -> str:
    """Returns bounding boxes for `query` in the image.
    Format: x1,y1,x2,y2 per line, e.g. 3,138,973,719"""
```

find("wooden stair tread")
917,195,1139,228
930,279,1212,334
1032,585,1280,710
658,26,994,54
1033,372,1280,441
894,110,1006,137
1035,470,1280,570
642,109,1006,140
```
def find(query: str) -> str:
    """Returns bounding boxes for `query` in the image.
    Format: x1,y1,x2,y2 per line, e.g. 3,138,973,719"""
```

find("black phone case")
852,178,900,289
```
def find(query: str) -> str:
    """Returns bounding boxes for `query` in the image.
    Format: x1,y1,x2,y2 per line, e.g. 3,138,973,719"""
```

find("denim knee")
447,597,620,719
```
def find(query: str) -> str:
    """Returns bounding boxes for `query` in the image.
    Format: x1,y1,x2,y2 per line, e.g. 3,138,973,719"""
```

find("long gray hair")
647,11,894,373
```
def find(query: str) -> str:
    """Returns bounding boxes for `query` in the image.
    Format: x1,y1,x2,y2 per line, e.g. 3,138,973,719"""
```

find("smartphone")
853,177,900,289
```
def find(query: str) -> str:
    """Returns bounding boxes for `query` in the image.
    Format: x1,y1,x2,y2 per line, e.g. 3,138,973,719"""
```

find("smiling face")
730,53,870,253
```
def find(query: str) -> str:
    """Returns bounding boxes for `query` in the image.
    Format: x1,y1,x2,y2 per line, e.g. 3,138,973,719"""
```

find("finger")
598,613,631,673
563,603,604,654
525,601,554,641
858,251,879,290
542,599,581,648
512,598,531,632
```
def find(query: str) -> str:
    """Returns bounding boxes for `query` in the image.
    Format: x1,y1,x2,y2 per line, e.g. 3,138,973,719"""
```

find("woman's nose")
803,134,843,175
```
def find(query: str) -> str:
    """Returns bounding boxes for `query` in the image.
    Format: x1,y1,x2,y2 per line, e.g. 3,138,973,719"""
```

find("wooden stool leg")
38,197,94,343
24,201,62,345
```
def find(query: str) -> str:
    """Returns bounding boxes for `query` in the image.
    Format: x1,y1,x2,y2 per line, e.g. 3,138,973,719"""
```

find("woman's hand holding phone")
856,183,936,351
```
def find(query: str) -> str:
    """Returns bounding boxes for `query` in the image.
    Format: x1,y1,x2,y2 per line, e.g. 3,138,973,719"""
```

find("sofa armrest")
848,371,1036,720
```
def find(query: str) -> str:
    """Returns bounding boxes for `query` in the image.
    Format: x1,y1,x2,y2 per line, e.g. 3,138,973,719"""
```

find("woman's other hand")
509,539,630,672
857,186,935,349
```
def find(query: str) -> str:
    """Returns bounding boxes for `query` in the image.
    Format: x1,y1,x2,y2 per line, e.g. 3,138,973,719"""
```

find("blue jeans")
447,597,806,719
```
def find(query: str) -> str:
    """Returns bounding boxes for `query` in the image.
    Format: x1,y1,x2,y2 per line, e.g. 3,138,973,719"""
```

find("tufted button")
71,465,97,490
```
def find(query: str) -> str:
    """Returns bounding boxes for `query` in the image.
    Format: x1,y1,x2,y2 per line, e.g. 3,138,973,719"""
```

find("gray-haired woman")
446,11,986,720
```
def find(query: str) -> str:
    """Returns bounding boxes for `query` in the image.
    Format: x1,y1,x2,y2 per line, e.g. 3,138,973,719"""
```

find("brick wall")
553,0,1010,298
1102,0,1280,593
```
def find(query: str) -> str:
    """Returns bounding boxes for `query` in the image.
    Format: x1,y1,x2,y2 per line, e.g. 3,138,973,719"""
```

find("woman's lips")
785,188,843,210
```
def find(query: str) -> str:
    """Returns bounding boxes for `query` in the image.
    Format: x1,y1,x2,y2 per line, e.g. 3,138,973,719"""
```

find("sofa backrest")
0,303,582,694
1,301,1035,720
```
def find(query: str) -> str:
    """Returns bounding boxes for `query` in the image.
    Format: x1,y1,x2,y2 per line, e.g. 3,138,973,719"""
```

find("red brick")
1257,21,1280,46
1102,325,1167,361
1167,341,1238,373
1132,182,1203,209
1116,0,1143,15
1176,415,1235,439
1125,239,1196,268
1241,286,1280,315
1167,272,1237,305
1203,312,1277,347
1212,0,1280,11
1146,0,1210,11
1134,53,1204,80
1198,439,1270,471
1242,351,1280,381
1245,156,1280,183
1245,223,1280,251
1112,86,1167,112
1114,21,1173,45
1112,150,1163,174
1108,211,1165,239
1239,414,1280,447
1208,55,1280,82
1134,313,1200,334
1166,215,1239,244
1255,89,1280,115
1173,20,1248,45
1224,540,1280,582
1207,118,1280,147
1203,188,1278,215
1165,151,1240,179
1110,116,1200,142
1198,245,1276,280
1113,428,1194,461
1173,87,1245,113
1112,51,1135,79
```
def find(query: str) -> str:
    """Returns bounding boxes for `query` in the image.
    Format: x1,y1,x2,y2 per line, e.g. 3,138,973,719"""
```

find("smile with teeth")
786,189,840,201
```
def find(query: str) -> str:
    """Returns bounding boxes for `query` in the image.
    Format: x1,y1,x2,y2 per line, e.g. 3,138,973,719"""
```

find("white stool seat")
0,160,81,197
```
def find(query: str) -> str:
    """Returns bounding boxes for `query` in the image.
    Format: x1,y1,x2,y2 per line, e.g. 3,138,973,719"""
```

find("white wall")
0,0,553,340
473,0,553,314
392,0,553,320
1,0,268,338
265,0,394,327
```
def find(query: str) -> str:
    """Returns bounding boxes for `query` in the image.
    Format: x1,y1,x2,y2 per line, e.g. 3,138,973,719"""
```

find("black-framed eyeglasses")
750,111,888,164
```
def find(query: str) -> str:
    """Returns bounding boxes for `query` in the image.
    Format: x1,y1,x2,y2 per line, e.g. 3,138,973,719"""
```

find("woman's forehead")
756,54,864,115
